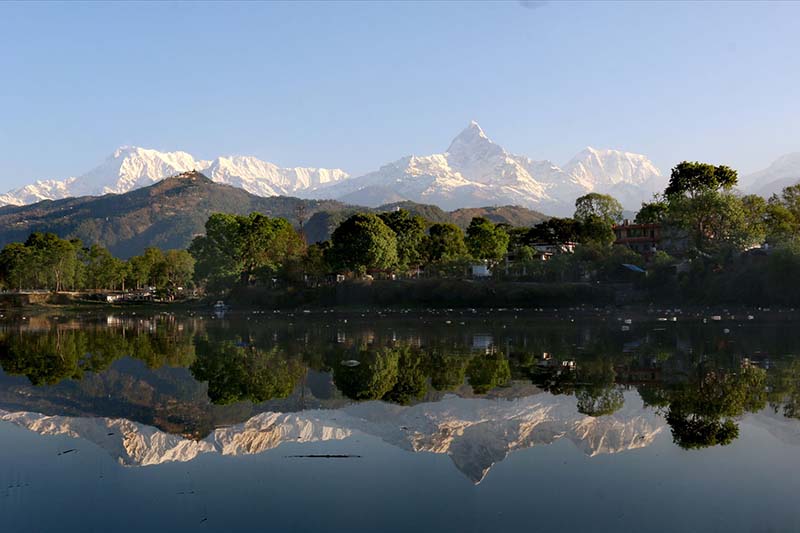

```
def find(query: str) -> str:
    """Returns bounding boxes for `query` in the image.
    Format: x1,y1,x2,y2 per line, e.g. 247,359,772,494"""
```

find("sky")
1,0,799,188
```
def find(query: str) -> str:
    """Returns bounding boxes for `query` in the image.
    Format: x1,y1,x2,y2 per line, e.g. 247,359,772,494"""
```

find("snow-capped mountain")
743,152,800,198
305,121,663,214
0,391,664,483
203,155,349,197
0,146,349,207
0,122,664,214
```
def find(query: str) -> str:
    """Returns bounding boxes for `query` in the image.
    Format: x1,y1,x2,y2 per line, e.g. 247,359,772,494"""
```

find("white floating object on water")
723,328,730,334
624,319,632,325
621,325,630,331
747,315,755,320
340,360,361,367
657,317,667,322
711,315,722,321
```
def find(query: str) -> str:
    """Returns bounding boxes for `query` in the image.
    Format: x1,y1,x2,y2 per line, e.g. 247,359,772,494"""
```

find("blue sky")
1,1,798,187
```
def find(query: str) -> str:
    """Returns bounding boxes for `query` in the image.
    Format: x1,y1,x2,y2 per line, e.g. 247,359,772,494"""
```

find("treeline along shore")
3,160,800,309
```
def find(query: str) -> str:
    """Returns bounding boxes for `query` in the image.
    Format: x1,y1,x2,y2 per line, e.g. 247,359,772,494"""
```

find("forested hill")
302,202,549,244
0,172,347,258
0,171,550,257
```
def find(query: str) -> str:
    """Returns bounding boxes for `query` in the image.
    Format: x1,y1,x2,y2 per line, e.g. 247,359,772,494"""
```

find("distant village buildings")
613,221,661,257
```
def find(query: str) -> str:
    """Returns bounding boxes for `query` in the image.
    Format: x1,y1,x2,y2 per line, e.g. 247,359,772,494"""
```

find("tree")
635,199,669,224
0,243,31,291
190,213,305,289
465,217,509,262
573,194,623,248
24,233,81,291
574,193,624,226
528,218,581,244
83,244,126,290
158,250,196,291
668,190,760,254
665,161,738,199
578,215,617,247
426,223,468,263
379,210,426,271
765,184,800,245
328,213,398,272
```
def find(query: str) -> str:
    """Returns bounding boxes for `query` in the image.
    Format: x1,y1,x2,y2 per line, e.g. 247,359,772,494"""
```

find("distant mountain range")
0,172,546,256
0,123,664,215
307,122,665,214
740,152,800,198
0,146,349,206
2,123,796,214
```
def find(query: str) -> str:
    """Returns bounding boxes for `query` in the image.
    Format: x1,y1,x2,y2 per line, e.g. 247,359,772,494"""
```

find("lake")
0,307,799,532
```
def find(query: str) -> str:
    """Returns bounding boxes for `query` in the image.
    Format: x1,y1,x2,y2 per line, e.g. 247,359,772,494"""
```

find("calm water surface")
0,308,799,532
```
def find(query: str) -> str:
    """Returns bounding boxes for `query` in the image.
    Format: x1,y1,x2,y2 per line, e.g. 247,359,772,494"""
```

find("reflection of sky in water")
1,312,800,531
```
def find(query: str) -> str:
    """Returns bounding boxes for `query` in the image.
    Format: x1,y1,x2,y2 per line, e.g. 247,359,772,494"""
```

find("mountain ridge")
0,172,548,256
1,123,663,214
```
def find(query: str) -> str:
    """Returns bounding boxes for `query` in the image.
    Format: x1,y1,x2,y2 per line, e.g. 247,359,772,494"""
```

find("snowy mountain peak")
447,121,494,154
0,147,348,207
744,152,800,197
564,146,662,187
1,125,670,214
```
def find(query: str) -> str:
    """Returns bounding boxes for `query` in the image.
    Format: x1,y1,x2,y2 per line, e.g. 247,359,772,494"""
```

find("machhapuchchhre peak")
3,122,796,214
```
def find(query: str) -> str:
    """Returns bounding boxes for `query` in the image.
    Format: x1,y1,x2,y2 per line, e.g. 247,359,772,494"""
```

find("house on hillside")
613,221,661,257
531,241,577,260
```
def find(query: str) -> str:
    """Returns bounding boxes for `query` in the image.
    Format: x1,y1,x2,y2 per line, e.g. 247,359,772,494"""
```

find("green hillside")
0,172,550,256
0,172,347,257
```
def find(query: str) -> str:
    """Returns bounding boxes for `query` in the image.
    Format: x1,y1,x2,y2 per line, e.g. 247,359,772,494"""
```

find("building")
613,221,661,256
531,242,577,260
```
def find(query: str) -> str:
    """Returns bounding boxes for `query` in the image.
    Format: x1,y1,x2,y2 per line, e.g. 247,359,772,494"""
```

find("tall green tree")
157,250,196,291
634,198,669,224
426,223,468,262
328,213,398,272
0,242,31,291
83,244,126,290
574,193,624,225
24,233,81,291
378,209,426,270
664,161,738,199
190,213,305,289
465,217,509,262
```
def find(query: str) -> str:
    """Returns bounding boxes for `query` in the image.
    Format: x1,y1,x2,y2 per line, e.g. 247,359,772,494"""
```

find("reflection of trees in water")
640,363,766,450
0,323,195,386
3,317,800,451
466,353,511,394
191,337,304,405
767,359,800,420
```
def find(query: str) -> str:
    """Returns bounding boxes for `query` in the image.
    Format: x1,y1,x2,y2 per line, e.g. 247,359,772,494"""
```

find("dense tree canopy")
189,213,305,290
378,210,426,270
328,213,398,272
574,193,624,226
426,223,468,262
465,217,510,262
665,161,738,198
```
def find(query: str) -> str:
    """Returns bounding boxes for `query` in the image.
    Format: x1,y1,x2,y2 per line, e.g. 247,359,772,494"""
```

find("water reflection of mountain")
1,312,799,455
0,391,663,483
